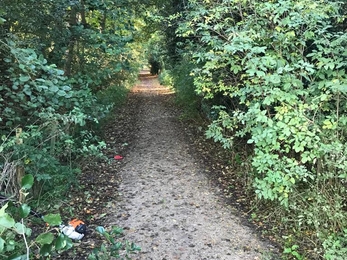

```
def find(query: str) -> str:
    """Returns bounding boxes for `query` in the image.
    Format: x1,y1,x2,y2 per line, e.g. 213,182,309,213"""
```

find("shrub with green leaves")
0,0,146,258
158,70,173,87
0,41,109,198
171,59,203,120
176,0,347,257
0,174,72,259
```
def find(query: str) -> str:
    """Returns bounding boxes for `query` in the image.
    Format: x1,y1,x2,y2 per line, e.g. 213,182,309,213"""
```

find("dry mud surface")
102,71,279,260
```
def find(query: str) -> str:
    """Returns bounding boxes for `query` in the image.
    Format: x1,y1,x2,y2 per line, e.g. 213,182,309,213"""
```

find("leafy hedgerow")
175,0,347,258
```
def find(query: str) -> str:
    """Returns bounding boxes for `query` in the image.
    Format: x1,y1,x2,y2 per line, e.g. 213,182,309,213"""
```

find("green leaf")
49,85,59,92
43,213,61,226
55,234,66,250
268,74,281,84
114,241,122,250
25,227,32,236
130,242,141,251
57,90,66,97
36,232,54,245
290,177,295,184
54,233,73,251
111,226,123,235
14,222,26,235
62,85,71,91
23,87,32,96
96,226,105,234
19,75,30,82
0,237,4,252
285,30,296,37
21,174,34,190
19,204,31,218
39,243,53,256
247,139,254,144
8,254,28,260
256,70,265,77
0,203,8,215
0,214,15,228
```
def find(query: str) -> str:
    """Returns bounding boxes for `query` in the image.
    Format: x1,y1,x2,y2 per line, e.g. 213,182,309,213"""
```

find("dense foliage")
3,0,347,258
0,0,149,258
162,0,347,258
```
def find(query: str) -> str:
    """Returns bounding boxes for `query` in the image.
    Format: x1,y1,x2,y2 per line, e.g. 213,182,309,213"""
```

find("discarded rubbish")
60,219,86,240
69,218,87,234
60,225,84,240
114,155,123,160
0,195,87,240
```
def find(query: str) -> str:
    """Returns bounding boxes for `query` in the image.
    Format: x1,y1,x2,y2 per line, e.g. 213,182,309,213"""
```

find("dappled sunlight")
131,70,175,95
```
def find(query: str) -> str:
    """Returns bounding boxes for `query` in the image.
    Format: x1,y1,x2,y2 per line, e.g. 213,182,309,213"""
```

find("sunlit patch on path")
131,70,175,95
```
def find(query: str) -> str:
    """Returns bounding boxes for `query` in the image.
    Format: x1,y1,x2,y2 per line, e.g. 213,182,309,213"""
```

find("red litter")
114,155,123,160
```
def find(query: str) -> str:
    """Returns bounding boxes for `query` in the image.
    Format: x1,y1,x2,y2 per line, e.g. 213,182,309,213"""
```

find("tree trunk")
64,6,78,76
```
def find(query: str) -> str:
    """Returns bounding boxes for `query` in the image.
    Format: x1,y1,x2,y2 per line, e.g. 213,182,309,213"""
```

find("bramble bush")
175,0,347,258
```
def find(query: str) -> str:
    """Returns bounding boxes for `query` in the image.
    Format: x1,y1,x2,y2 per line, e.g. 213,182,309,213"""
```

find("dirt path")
104,71,278,260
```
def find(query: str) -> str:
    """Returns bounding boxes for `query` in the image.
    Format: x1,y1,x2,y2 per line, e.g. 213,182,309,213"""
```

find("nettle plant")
178,0,347,257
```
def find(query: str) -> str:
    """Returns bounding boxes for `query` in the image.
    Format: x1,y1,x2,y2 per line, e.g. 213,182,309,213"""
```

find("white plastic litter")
60,225,84,240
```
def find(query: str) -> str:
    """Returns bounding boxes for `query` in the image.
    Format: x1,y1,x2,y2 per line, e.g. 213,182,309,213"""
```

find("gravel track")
105,71,278,260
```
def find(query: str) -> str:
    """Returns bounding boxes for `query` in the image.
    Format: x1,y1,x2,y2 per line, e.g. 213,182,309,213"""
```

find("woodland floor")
59,71,280,260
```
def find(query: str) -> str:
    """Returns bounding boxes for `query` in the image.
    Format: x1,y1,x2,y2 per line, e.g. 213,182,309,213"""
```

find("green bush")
172,59,202,120
0,175,73,259
176,0,347,257
0,1,145,258
323,230,347,260
158,70,173,87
